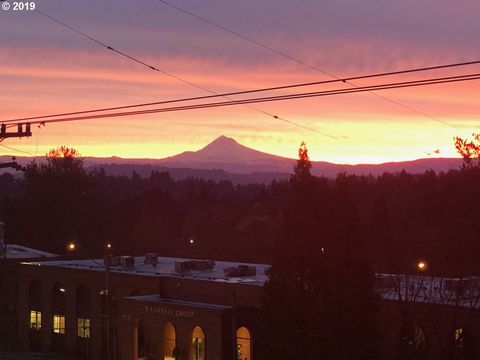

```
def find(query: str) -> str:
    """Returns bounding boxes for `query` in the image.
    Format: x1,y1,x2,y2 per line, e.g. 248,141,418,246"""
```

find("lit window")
191,326,205,360
413,323,426,349
53,314,65,334
453,328,464,355
77,318,90,338
236,327,251,360
455,328,463,342
30,310,42,330
164,322,176,360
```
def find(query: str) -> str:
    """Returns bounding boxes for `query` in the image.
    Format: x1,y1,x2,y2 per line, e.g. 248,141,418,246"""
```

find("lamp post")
189,238,197,258
397,259,429,359
104,243,112,360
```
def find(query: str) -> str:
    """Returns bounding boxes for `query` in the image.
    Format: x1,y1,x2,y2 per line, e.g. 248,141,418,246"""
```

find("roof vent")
224,265,256,277
120,256,135,269
175,259,215,272
144,253,158,267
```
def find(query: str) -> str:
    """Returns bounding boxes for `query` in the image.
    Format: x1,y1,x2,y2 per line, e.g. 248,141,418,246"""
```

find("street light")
104,243,112,360
67,242,76,251
417,261,427,271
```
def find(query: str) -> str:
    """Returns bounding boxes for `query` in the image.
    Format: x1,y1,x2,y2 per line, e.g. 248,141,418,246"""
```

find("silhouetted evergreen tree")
259,143,379,360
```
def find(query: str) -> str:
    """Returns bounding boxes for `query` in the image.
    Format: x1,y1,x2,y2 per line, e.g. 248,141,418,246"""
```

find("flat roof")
375,273,480,309
25,256,270,286
3,244,56,260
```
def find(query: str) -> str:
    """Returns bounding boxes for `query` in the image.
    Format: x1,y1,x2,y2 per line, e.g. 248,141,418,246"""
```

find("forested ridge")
1,151,480,276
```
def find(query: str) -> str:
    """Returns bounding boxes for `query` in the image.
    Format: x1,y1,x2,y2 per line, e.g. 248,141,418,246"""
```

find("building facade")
13,254,480,360
17,255,267,360
0,244,56,349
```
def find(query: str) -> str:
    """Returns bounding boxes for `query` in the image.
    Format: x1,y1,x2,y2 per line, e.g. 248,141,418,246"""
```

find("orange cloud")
1,39,479,164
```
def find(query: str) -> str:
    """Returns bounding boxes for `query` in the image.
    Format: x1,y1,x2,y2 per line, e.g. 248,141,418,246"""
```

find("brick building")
0,243,56,348
17,255,267,360
14,250,480,360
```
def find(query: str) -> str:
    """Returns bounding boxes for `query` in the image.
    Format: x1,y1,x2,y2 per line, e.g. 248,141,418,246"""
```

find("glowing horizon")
1,0,479,165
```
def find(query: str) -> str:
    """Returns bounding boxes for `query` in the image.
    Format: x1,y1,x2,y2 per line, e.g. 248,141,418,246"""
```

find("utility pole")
0,123,32,139
104,243,113,360
0,123,31,170
231,290,237,360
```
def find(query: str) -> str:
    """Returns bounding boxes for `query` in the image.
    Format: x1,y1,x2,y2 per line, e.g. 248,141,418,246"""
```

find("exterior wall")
377,300,480,360
16,263,262,360
158,276,262,308
0,261,21,348
16,260,480,360
118,299,232,360
17,264,158,359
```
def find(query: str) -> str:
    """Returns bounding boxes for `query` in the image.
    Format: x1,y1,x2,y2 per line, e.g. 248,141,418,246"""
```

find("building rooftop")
375,273,480,309
3,244,57,260
24,255,270,286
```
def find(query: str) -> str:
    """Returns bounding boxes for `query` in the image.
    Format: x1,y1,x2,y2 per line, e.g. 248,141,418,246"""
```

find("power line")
152,0,460,129
7,73,480,126
32,8,338,139
2,59,479,125
153,0,337,77
10,72,479,126
35,9,178,78
0,143,35,156
5,3,474,158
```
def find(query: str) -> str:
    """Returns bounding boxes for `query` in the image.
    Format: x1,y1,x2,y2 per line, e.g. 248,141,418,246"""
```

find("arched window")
164,322,176,360
191,326,205,360
236,327,251,360
52,283,66,335
28,280,42,330
76,285,91,339
100,289,116,360
412,323,426,350
400,321,426,356
137,320,146,359
453,328,464,356
76,285,91,358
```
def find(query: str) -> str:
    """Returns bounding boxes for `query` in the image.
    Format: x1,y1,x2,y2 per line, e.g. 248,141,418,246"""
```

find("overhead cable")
8,72,479,126
32,9,337,139
153,0,461,128
2,60,479,124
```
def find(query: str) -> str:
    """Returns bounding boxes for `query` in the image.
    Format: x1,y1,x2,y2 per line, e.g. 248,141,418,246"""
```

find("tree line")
2,143,480,358
1,146,480,276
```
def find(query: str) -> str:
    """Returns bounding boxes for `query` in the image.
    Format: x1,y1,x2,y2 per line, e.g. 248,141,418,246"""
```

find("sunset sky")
1,0,479,164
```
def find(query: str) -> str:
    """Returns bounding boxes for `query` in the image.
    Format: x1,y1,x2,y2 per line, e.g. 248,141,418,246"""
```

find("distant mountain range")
0,135,463,184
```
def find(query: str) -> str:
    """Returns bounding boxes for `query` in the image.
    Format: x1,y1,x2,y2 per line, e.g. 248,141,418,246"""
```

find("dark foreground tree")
258,142,379,360
19,146,97,253
454,133,480,168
